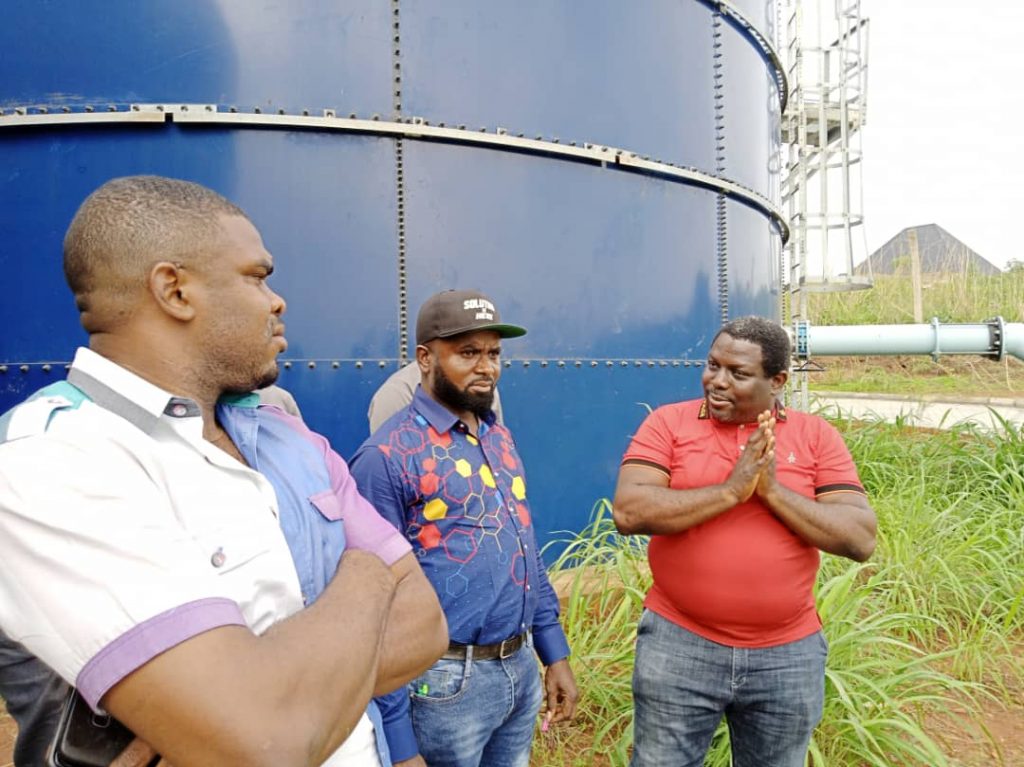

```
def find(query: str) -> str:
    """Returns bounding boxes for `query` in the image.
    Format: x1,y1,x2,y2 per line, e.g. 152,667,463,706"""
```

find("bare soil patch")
525,690,1024,766
1,706,14,767
808,354,1024,400
925,700,1024,767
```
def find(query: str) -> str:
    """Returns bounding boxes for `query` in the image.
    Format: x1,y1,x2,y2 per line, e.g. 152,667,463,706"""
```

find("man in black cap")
350,289,578,767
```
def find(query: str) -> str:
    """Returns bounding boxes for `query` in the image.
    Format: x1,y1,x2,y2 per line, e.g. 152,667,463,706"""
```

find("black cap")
415,289,527,346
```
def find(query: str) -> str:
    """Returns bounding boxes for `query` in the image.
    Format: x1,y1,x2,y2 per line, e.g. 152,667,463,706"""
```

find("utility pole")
908,228,923,322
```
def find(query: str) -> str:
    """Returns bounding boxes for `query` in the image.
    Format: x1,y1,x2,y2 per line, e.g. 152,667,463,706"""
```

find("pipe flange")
986,316,1006,362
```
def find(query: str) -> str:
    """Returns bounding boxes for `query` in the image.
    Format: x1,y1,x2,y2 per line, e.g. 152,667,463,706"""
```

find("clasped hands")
725,410,778,505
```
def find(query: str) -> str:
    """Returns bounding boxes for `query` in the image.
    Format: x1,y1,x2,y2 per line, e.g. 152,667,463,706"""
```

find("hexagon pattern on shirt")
375,419,531,594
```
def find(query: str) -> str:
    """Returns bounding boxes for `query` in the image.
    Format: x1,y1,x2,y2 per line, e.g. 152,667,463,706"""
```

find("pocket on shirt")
309,489,343,521
203,534,271,575
408,658,471,703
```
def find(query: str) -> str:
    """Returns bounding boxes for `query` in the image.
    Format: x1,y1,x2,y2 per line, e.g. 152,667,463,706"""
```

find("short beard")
432,363,494,419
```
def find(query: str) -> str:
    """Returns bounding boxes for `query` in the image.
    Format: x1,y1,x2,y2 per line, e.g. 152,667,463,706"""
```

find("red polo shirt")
622,398,864,647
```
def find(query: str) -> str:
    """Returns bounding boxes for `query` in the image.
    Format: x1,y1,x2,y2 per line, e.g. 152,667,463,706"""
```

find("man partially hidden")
350,289,578,767
613,316,877,767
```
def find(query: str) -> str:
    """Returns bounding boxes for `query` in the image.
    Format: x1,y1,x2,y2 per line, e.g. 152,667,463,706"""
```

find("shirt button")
526,584,532,591
523,544,528,552
172,403,188,417
211,548,226,568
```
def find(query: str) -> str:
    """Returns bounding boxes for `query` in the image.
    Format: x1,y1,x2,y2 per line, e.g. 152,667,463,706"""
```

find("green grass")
801,273,1024,397
806,354,1024,398
534,417,1024,767
805,272,1024,327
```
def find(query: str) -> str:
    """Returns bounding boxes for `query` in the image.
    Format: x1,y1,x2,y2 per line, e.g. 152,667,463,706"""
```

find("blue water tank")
0,0,785,551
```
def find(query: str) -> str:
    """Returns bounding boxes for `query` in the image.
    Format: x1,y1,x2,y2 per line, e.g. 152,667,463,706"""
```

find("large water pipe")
793,317,1024,362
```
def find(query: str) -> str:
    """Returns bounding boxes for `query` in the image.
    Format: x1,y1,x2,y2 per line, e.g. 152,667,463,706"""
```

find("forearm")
373,563,448,695
613,481,739,535
377,687,419,763
532,552,570,666
345,459,447,694
258,551,398,759
759,485,877,561
103,549,397,767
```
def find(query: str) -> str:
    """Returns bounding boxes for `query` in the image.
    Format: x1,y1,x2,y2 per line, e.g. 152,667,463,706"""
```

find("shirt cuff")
383,712,419,763
77,598,246,710
533,624,570,667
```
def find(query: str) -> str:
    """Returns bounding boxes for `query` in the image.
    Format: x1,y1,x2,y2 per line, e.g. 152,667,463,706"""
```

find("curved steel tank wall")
0,0,784,552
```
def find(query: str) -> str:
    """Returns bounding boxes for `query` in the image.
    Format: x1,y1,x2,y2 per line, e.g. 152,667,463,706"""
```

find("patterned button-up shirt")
349,386,570,761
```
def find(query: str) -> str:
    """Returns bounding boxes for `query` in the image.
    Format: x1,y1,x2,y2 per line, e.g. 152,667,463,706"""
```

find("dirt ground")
2,692,1022,766
927,701,1024,767
807,354,1024,400
1,709,12,767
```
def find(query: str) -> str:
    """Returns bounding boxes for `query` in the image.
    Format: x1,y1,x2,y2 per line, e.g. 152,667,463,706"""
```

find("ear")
148,262,196,321
415,344,432,377
770,370,789,395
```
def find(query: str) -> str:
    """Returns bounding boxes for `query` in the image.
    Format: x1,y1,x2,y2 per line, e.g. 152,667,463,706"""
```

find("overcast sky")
859,0,1024,269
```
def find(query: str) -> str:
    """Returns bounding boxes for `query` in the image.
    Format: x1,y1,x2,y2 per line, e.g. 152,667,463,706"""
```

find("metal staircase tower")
780,0,872,402
781,0,871,325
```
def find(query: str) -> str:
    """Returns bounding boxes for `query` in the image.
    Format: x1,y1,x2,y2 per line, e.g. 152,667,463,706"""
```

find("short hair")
714,316,791,377
63,175,247,326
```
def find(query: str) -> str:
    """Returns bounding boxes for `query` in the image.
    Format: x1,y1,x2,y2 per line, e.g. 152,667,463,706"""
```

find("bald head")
63,176,247,332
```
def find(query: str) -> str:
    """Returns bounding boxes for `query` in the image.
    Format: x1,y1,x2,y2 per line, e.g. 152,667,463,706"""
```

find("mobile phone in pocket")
48,690,137,767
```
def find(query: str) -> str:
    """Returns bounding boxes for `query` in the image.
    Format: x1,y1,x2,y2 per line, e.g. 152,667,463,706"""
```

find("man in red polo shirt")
613,316,877,767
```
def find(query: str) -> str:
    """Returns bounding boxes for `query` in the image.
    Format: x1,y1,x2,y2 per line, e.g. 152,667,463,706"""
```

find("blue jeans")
408,642,543,767
0,630,71,767
630,610,827,767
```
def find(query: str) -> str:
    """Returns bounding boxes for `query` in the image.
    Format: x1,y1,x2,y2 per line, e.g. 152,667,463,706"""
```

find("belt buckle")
498,636,517,659
495,634,512,659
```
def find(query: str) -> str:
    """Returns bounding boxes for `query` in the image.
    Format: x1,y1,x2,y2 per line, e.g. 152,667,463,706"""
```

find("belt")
442,632,528,661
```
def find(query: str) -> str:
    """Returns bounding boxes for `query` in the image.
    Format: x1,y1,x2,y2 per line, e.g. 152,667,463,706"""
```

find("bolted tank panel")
728,200,784,319
399,0,717,172
726,0,776,42
0,0,393,116
0,127,401,363
1,0,785,551
402,142,721,360
720,18,780,197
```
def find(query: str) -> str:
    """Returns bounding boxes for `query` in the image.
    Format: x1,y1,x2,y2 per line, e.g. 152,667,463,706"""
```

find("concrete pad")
808,392,1024,432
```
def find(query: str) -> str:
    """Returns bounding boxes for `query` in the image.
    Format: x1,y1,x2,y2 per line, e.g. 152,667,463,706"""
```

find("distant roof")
856,224,1001,276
